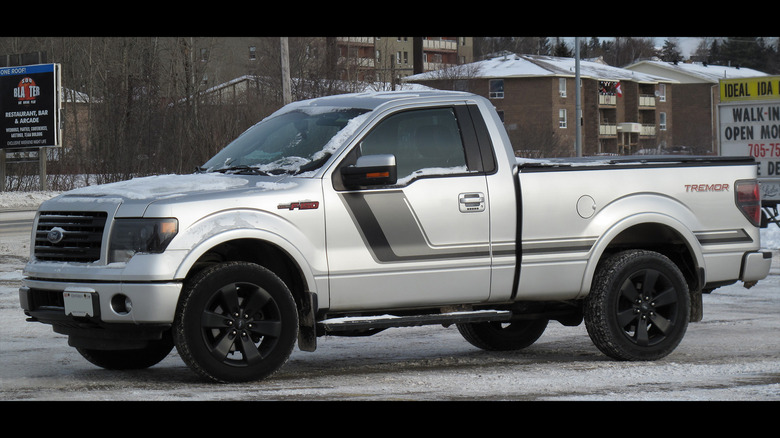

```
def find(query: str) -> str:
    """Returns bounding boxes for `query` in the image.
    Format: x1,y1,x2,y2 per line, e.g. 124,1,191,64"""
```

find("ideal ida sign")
719,75,780,203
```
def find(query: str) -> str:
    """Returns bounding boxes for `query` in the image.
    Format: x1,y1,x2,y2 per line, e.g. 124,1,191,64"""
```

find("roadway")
0,209,35,239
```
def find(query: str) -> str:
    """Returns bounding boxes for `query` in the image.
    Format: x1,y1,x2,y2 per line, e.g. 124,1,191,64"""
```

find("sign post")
0,63,62,190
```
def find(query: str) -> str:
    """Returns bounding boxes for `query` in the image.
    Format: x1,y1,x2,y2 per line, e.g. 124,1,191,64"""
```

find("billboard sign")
0,63,61,149
719,76,780,203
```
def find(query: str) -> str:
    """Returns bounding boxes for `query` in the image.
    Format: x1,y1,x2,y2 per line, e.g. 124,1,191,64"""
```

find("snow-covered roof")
406,54,676,84
624,59,768,84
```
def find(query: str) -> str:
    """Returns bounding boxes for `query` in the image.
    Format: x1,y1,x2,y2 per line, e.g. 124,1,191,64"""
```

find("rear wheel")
173,262,298,383
584,250,690,361
457,319,548,351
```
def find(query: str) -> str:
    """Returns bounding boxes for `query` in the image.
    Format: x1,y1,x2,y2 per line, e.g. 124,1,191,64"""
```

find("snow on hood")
63,174,257,201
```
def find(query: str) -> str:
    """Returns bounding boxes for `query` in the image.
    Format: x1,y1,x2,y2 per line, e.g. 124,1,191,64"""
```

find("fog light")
111,294,133,315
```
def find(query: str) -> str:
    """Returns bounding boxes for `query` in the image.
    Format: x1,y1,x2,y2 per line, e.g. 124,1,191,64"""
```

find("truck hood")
43,173,300,217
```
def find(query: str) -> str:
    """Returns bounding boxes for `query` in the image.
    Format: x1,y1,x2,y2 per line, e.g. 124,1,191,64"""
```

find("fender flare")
169,206,324,301
578,212,705,297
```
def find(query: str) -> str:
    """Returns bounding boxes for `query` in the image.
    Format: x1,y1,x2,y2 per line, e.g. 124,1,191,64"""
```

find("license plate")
63,291,95,317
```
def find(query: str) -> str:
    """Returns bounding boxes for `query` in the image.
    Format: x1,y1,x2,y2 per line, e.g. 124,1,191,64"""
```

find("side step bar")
318,310,513,333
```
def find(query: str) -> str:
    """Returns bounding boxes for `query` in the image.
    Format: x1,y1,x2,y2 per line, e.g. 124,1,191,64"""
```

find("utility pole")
280,37,292,105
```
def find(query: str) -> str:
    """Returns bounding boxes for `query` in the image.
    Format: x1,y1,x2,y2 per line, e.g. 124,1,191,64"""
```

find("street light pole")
575,37,582,157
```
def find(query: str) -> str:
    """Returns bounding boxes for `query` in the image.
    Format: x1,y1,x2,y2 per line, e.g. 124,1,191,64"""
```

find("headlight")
109,218,178,263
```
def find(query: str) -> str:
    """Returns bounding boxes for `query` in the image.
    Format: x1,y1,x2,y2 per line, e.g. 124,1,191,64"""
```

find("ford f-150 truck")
19,90,773,383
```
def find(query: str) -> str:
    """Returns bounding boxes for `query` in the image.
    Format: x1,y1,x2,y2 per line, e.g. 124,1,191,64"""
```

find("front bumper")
741,250,773,282
20,278,182,325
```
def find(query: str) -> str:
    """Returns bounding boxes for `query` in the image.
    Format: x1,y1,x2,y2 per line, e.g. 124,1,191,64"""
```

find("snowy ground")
1,191,779,401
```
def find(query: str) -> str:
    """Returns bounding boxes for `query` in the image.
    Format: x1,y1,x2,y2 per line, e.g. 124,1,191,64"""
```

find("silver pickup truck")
19,90,773,383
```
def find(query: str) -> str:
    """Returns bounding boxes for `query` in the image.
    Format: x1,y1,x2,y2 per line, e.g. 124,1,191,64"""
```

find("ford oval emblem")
47,227,66,244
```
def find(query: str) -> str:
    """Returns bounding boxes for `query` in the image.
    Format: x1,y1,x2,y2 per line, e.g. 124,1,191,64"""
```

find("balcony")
337,56,375,69
599,94,616,106
616,123,656,137
599,123,617,136
423,39,457,51
640,124,656,136
639,95,656,107
336,37,375,46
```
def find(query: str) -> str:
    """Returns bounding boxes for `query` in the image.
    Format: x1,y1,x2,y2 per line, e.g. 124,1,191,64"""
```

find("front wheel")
173,262,298,383
584,250,690,361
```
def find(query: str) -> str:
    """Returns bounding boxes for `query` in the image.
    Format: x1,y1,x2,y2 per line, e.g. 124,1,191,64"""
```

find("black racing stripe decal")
340,191,490,263
521,239,596,255
695,229,753,245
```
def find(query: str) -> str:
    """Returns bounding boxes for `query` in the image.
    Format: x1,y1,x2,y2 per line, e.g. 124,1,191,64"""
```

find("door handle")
459,193,485,212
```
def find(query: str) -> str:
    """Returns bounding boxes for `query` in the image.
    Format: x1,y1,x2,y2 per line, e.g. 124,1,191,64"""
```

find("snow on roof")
624,59,768,83
406,53,675,84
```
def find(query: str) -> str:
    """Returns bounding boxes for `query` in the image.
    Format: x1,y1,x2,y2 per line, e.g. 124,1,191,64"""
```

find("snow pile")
763,226,780,249
0,191,61,209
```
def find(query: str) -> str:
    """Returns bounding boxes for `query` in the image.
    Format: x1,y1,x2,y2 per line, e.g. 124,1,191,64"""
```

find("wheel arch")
174,230,320,348
582,213,705,299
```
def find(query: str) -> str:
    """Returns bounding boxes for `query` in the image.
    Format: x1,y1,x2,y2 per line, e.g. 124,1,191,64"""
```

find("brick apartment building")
405,54,676,158
624,59,768,155
331,37,474,83
183,37,473,90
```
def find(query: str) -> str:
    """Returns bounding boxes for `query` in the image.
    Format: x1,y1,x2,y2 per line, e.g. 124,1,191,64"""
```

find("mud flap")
297,292,317,352
690,288,703,322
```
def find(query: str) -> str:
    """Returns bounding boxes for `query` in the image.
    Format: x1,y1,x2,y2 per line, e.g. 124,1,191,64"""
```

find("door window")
358,107,468,184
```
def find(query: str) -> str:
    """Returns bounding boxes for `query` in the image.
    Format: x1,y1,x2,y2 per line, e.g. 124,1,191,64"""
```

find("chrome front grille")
34,211,108,262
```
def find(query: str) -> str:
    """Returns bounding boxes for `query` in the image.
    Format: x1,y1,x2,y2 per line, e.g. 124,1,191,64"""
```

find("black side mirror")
341,154,397,187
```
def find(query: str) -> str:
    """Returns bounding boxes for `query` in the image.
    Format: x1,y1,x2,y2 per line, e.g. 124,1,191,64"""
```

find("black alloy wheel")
174,262,298,383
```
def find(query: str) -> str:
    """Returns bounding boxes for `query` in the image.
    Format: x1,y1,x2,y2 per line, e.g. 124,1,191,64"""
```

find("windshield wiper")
293,153,332,175
212,165,271,175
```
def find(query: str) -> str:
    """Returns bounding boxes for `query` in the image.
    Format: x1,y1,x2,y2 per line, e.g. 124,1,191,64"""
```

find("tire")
173,262,298,383
584,250,690,361
457,319,548,351
76,331,174,370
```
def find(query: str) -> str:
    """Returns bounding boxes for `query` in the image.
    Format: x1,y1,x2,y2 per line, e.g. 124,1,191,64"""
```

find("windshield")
202,107,371,175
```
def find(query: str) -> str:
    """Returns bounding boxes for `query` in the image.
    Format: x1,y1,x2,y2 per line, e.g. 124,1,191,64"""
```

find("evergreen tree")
721,37,767,70
552,38,572,57
660,39,682,63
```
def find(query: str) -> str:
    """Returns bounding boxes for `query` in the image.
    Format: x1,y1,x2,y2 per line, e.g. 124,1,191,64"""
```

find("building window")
489,79,504,99
559,109,567,128
559,78,567,97
249,46,256,61
658,84,667,102
660,112,667,130
200,48,209,62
